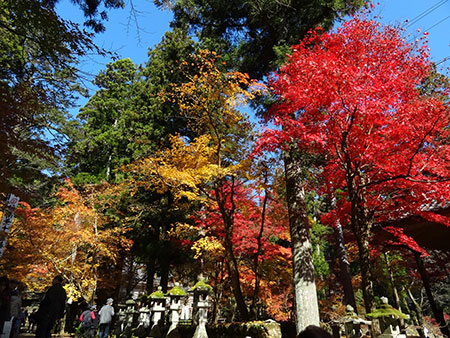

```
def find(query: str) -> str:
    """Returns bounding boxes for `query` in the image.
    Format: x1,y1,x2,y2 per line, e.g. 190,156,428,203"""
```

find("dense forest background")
1,0,449,335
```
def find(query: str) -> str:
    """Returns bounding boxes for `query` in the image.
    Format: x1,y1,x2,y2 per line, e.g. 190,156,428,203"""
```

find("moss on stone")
210,320,281,338
367,304,408,319
167,284,186,296
125,299,136,305
190,279,212,294
150,289,166,299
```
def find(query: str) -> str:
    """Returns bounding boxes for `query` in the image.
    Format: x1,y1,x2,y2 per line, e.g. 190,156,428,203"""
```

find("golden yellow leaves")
123,50,264,205
191,236,224,260
119,51,265,284
124,134,242,204
167,223,225,263
166,50,265,141
167,223,199,239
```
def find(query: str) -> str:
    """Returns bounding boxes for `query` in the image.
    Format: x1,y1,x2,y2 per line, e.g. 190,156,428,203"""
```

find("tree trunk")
384,253,401,309
160,257,170,293
413,251,450,338
211,288,221,323
223,228,250,320
113,256,126,301
212,258,225,323
146,258,155,294
284,150,320,333
406,287,425,338
125,257,135,295
334,220,357,311
341,110,375,314
355,226,375,313
216,182,250,320
105,117,119,182
251,185,269,319
347,184,375,313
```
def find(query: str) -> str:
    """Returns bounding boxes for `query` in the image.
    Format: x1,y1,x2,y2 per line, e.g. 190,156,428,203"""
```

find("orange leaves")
165,50,264,145
2,180,131,301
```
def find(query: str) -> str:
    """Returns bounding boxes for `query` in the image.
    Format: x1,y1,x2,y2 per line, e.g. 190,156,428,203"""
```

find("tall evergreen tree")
162,0,365,79
69,29,199,184
0,0,118,197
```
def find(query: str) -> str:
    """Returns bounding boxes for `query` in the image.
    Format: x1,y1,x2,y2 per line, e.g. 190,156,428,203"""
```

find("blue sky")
375,0,450,66
56,0,450,108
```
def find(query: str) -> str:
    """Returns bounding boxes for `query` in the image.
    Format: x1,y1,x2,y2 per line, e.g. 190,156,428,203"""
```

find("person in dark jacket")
0,276,11,334
35,276,67,338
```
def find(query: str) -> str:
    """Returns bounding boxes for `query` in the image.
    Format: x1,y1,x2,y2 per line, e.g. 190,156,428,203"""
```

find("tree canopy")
0,0,105,196
2,1,450,334
261,16,450,315
165,0,366,78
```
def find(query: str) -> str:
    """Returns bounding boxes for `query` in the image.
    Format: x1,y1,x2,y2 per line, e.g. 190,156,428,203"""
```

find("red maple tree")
260,17,450,313
191,182,292,320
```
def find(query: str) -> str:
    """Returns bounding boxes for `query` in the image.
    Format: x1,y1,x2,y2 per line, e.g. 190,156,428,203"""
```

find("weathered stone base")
378,334,406,338
192,324,208,338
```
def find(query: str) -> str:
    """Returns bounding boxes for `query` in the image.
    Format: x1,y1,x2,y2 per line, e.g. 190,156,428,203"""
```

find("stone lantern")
116,299,137,338
166,282,187,335
137,304,151,329
116,303,127,335
149,286,167,338
367,297,408,338
191,276,212,338
125,299,137,326
339,305,372,338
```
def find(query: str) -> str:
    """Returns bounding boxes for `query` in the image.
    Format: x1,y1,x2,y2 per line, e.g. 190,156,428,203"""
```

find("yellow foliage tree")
123,50,265,320
1,180,131,302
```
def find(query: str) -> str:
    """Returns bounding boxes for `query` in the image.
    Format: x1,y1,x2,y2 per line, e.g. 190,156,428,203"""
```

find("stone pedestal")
137,306,151,328
378,324,406,338
149,286,167,338
167,282,186,335
191,277,212,338
116,304,127,335
193,297,209,338
125,299,136,327
151,301,166,327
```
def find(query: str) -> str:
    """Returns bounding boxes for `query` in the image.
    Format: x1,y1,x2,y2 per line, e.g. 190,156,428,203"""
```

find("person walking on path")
80,305,96,338
35,276,67,338
98,298,114,338
10,280,24,338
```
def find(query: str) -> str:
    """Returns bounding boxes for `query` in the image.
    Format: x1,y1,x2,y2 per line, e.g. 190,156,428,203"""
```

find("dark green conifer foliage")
69,29,199,184
0,0,97,196
168,0,366,78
